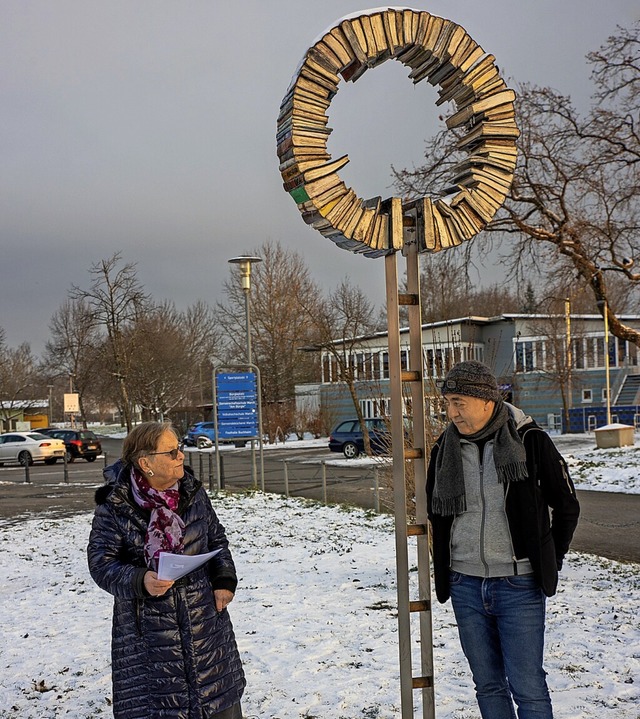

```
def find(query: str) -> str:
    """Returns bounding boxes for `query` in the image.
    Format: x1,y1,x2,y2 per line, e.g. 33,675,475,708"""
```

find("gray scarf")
432,400,528,516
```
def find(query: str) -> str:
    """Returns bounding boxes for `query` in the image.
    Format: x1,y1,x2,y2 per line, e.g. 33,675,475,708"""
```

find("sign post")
212,365,264,491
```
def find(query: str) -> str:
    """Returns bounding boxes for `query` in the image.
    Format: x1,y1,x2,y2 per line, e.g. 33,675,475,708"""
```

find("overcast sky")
2,0,639,354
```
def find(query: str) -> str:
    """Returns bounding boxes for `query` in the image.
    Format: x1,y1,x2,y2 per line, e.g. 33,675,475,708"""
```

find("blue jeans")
449,572,553,719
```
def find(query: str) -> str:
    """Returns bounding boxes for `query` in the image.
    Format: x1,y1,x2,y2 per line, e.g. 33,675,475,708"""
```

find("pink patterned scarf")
130,467,185,570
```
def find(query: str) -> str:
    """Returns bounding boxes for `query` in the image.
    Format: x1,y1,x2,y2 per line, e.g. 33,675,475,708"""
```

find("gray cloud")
2,0,638,352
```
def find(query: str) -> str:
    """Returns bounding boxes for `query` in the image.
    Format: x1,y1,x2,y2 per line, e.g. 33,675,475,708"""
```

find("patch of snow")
0,491,638,718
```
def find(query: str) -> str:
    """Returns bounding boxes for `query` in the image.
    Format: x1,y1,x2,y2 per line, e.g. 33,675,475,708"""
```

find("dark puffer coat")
87,461,245,719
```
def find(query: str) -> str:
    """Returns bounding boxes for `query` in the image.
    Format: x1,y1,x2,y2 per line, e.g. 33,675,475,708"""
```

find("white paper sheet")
157,549,222,581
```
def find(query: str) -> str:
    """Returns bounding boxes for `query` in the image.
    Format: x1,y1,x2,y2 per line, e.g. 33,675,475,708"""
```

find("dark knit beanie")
439,361,501,402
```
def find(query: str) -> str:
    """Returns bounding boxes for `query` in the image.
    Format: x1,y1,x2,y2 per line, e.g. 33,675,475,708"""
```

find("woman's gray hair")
122,421,179,470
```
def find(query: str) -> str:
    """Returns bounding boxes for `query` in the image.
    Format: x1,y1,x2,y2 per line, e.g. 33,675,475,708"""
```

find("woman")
87,421,246,719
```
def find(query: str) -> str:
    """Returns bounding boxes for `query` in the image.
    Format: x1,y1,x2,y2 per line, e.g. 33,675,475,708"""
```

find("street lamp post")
596,297,613,426
593,259,634,427
228,255,262,363
69,373,75,429
47,385,54,426
228,255,263,488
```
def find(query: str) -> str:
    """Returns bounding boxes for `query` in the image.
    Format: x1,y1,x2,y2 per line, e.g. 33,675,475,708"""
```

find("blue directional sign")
215,371,259,439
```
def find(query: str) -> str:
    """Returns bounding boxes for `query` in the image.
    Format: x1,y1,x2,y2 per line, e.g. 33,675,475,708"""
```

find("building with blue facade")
298,313,640,433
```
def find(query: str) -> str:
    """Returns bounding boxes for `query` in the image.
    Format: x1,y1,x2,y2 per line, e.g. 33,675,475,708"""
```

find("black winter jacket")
427,418,580,603
87,461,245,719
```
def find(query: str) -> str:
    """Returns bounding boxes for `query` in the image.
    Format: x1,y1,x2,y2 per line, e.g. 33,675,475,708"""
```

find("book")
340,18,368,65
308,40,342,72
379,196,405,251
436,46,486,104
437,199,476,243
457,120,520,151
325,26,357,68
307,46,342,75
432,205,453,249
299,65,340,94
300,154,350,182
449,188,487,229
451,186,494,224
278,146,331,165
320,190,359,225
368,13,391,65
382,9,402,56
276,124,332,147
301,54,341,84
402,9,418,45
293,74,335,101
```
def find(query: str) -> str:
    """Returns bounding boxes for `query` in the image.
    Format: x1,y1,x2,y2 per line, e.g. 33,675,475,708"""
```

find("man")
426,361,580,719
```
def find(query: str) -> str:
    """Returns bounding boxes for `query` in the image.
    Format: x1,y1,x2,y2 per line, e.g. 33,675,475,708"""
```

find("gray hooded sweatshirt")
450,403,534,578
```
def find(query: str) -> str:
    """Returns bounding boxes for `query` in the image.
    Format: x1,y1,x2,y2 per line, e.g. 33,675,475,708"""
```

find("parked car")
0,432,66,466
184,422,247,449
328,418,391,458
39,428,102,463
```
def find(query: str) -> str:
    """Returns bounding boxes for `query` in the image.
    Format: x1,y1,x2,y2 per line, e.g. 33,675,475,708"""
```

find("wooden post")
385,250,414,718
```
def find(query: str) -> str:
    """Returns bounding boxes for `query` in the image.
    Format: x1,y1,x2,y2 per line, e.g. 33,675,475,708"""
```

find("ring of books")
277,8,519,258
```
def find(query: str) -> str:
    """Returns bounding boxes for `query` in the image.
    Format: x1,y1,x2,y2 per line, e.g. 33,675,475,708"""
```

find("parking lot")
0,438,638,563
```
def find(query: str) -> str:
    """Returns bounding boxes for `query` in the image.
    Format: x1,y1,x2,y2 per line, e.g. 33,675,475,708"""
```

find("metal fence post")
208,452,216,491
321,461,327,505
283,460,289,498
198,451,204,484
373,467,380,513
23,461,30,484
63,451,69,484
219,453,225,490
103,452,108,468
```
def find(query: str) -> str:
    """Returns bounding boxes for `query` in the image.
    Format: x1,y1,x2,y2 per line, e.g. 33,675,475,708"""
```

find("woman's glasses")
148,443,184,460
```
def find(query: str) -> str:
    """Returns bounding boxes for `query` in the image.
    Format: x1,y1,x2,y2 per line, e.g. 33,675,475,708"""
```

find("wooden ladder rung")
409,600,431,612
407,523,428,536
401,370,421,382
398,293,419,305
412,676,434,689
404,447,423,460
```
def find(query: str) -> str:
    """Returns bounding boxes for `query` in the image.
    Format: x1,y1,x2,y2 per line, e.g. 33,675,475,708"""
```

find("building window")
582,389,593,403
573,338,585,369
595,337,605,368
601,388,608,402
586,338,596,368
322,355,330,383
382,352,389,379
515,341,535,372
360,397,391,419
426,349,436,376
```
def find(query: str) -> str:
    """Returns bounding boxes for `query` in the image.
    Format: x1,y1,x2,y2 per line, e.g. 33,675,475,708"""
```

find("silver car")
0,432,66,466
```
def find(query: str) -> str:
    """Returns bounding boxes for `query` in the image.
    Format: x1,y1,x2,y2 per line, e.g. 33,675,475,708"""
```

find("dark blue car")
328,418,390,458
184,421,246,449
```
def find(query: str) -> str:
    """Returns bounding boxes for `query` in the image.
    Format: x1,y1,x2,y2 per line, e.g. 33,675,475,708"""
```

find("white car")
0,432,66,466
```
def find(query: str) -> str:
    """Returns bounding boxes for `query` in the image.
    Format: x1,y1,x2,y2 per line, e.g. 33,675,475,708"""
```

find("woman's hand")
214,589,234,612
144,571,174,597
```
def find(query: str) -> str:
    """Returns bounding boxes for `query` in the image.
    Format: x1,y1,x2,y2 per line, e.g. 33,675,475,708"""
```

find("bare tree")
393,22,640,346
303,280,378,455
0,330,40,431
70,253,150,431
43,299,101,427
126,301,220,421
216,240,322,439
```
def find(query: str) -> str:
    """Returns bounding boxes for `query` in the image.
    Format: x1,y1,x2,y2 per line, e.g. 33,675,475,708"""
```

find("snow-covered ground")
1,472,638,717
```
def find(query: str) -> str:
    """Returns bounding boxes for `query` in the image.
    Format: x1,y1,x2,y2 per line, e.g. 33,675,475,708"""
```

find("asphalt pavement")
0,436,638,564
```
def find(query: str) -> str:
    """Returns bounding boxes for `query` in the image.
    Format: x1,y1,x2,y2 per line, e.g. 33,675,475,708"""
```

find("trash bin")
594,424,635,448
